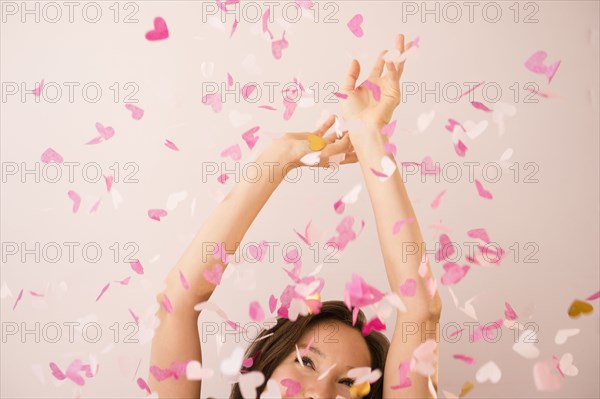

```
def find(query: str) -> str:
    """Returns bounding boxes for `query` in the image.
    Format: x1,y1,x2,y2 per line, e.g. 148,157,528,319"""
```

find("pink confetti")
202,92,223,113
49,360,95,386
41,147,63,164
392,218,414,235
203,263,223,285
217,174,229,184
586,290,600,301
32,79,44,96
467,228,490,243
294,220,312,245
230,18,238,38
249,301,265,322
453,354,476,365
150,361,188,381
85,122,115,145
533,360,562,391
440,262,470,285
295,0,314,9
333,199,345,214
381,120,397,138
68,190,81,213
248,241,269,262
145,17,169,41
129,308,140,325
220,144,242,161
362,317,386,335
179,270,190,290
125,104,144,120
347,14,364,37
459,81,485,99
283,92,298,120
241,126,260,150
418,253,429,277
435,234,455,262
398,278,416,297
164,139,179,151
115,276,131,285
104,175,114,192
272,31,289,60
241,84,257,101
269,294,278,313
504,302,518,320
161,293,173,313
426,275,438,297
454,139,468,157
384,142,397,157
333,91,348,99
281,378,301,396
213,243,229,263
136,377,151,394
445,118,466,133
262,8,274,39
130,260,144,275
12,288,23,310
326,216,359,251
258,105,277,110
471,319,503,342
29,291,44,297
525,51,561,83
471,101,492,112
475,179,493,199
96,283,110,301
227,73,234,87
421,156,440,175
431,190,446,209
344,273,385,309
148,209,168,221
359,79,381,101
390,359,412,389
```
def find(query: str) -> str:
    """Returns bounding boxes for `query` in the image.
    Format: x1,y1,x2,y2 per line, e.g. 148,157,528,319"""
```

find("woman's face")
269,320,372,399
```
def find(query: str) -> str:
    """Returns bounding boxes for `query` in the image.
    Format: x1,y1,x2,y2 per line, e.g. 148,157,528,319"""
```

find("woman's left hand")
270,114,358,169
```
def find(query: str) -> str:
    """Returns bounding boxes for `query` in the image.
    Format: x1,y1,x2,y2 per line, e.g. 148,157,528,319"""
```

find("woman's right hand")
340,33,412,136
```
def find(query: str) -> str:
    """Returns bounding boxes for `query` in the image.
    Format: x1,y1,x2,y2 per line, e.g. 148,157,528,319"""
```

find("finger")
314,114,336,137
339,152,358,165
385,61,398,81
369,49,389,79
321,133,352,157
342,59,361,93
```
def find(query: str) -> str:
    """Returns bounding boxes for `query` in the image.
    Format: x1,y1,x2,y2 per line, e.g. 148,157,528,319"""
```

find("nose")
303,382,335,399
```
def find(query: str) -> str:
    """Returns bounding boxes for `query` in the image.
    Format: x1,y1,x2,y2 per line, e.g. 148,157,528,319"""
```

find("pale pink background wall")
1,1,599,398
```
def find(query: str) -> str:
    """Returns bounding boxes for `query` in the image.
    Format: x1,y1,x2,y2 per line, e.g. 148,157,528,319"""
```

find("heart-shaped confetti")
568,299,593,318
148,209,167,221
347,14,364,37
41,148,63,164
145,17,169,41
125,104,144,120
475,360,501,383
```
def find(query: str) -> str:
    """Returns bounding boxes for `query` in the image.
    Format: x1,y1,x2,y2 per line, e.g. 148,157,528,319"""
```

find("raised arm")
340,34,442,398
148,117,356,398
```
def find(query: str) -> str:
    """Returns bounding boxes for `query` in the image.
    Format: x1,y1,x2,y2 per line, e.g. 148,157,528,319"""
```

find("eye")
339,378,355,387
295,356,315,370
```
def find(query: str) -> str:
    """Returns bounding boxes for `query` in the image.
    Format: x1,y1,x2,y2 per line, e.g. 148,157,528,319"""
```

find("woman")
149,33,442,398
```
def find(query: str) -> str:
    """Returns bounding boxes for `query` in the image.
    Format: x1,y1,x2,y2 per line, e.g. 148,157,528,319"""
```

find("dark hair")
229,300,390,398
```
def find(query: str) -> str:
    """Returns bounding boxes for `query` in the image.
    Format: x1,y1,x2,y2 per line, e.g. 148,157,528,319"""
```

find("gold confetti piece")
307,134,326,151
459,381,474,397
349,381,370,398
568,299,593,318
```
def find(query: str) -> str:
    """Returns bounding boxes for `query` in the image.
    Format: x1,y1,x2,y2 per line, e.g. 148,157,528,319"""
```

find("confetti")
221,144,242,161
148,209,168,221
347,14,364,37
390,359,412,389
67,190,81,213
475,179,493,199
40,147,63,164
125,104,144,120
130,260,144,275
475,360,501,383
281,378,301,396
567,299,593,318
145,17,169,41
164,139,179,151
203,263,223,285
524,50,561,83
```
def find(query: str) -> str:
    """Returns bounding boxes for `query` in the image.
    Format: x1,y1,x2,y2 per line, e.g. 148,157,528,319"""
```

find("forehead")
297,320,371,367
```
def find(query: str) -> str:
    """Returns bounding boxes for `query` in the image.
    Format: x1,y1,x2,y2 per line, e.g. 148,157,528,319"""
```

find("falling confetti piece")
362,317,386,335
524,50,561,83
454,139,468,157
40,147,63,164
533,361,562,391
241,126,260,149
125,104,144,120
203,263,224,285
459,381,474,397
417,110,435,132
474,179,493,199
370,156,396,181
392,217,414,235
68,190,81,213
471,101,492,112
202,92,223,113
249,301,265,322
567,299,593,318
148,209,168,221
272,31,289,60
398,278,416,297
161,293,173,313
586,290,600,301
164,139,179,151
220,144,242,161
136,377,151,394
32,79,44,96
145,16,169,41
475,361,501,383
347,14,364,37
430,190,446,209
390,359,412,389
130,260,144,275
95,283,110,302
186,360,215,380
554,328,580,345
12,288,23,310
453,354,476,365
104,175,114,192
128,308,140,325
504,302,518,320
179,270,190,290
359,79,381,101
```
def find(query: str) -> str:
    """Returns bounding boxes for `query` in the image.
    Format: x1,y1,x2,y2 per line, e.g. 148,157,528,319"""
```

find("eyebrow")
298,345,359,370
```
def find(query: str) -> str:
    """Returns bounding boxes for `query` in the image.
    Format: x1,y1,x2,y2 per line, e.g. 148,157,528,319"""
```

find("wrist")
261,138,299,178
